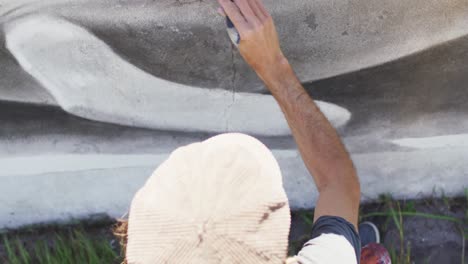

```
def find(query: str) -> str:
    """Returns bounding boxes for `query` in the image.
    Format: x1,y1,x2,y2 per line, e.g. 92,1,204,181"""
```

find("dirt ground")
1,196,467,264
290,196,468,263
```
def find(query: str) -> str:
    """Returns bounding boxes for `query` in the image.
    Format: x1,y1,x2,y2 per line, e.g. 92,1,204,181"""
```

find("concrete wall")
1,0,467,228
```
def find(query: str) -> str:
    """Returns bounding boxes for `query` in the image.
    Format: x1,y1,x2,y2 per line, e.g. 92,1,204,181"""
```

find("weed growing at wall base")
2,193,467,264
1,229,121,264
361,194,467,264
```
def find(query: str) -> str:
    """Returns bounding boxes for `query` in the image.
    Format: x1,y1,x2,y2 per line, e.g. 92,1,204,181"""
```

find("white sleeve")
295,233,358,264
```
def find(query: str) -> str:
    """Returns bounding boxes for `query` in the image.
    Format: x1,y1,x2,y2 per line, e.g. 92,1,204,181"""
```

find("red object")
360,243,392,264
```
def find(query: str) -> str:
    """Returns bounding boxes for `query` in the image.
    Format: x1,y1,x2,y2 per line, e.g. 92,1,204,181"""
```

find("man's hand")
217,0,286,80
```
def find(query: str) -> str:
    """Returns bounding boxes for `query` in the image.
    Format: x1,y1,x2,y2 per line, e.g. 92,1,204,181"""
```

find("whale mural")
1,0,467,228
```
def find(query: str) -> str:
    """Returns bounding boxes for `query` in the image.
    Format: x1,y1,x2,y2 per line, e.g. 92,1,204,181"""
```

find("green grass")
3,191,468,264
361,193,468,264
1,229,120,264
465,188,468,221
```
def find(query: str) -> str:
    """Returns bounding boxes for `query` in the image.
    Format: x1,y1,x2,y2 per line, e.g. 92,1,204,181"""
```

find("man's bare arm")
218,0,361,228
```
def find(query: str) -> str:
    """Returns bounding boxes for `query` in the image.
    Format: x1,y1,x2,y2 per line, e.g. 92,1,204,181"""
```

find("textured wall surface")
1,0,467,228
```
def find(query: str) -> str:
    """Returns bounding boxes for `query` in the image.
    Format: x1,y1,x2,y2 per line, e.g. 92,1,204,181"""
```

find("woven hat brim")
127,133,291,264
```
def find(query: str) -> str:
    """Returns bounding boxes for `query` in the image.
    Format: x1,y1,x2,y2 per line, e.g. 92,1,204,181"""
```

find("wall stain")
173,0,204,6
305,13,318,30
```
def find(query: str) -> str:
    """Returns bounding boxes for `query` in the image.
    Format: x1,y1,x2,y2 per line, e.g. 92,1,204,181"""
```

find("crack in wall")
230,43,237,98
224,42,237,131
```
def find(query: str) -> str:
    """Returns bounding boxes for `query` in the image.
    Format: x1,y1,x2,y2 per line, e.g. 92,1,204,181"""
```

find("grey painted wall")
0,0,467,228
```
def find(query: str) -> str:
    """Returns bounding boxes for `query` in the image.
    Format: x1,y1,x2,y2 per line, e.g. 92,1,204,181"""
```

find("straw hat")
126,133,291,263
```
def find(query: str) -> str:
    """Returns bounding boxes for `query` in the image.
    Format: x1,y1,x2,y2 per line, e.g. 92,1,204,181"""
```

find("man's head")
117,134,291,263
